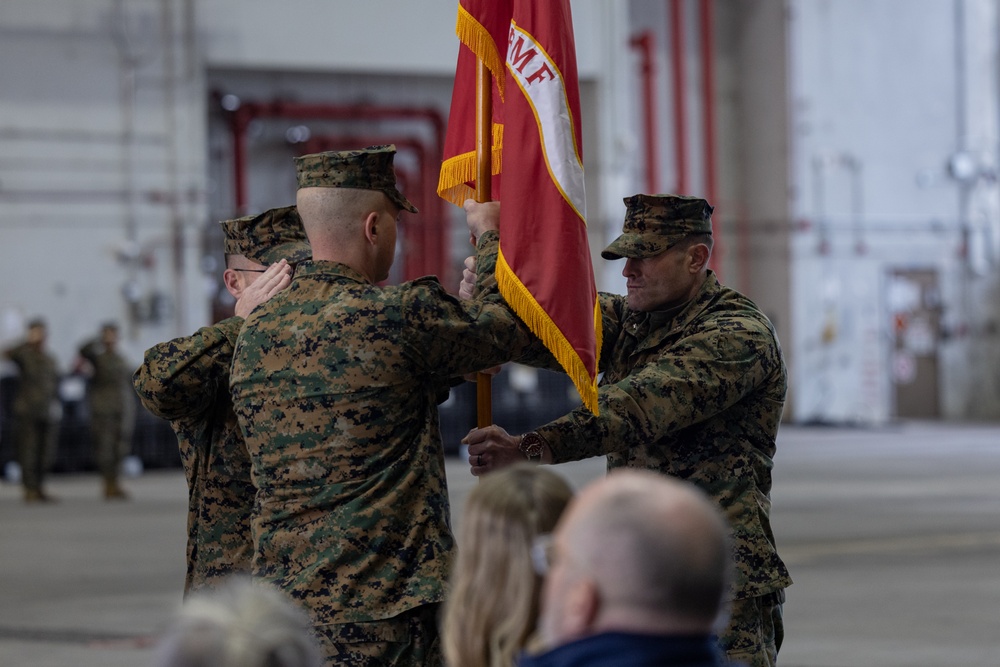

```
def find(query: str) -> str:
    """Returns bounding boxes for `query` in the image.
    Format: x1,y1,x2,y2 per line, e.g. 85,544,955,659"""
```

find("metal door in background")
887,268,942,419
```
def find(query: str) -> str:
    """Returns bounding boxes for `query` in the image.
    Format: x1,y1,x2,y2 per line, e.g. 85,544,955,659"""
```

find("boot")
104,478,129,500
23,488,42,503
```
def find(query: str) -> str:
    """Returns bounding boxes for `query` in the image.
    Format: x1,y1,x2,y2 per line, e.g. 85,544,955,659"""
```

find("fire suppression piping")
222,97,450,285
669,0,690,196
630,31,661,195
699,0,722,276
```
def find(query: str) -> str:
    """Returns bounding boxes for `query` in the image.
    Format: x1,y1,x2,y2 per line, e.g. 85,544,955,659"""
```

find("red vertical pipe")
231,107,250,215
699,0,722,275
629,30,660,194
630,32,660,194
669,0,689,195
223,99,448,284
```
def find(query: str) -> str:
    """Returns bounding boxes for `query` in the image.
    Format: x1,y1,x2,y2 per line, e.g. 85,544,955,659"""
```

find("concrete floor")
1,422,998,666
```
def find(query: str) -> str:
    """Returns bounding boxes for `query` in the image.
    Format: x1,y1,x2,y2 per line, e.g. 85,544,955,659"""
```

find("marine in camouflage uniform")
3,319,59,502
466,195,792,667
79,323,132,499
230,146,527,667
133,206,309,595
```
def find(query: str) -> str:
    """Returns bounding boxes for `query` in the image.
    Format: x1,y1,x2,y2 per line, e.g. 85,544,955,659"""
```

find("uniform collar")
294,259,372,285
518,631,721,667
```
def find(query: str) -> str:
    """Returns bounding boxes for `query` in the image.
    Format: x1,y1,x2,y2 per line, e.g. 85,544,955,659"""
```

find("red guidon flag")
438,0,601,414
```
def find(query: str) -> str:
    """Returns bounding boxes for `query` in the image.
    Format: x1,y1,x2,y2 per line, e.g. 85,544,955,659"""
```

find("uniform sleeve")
398,232,537,378
512,292,627,372
133,316,243,420
3,342,25,365
538,317,783,462
79,339,101,364
465,232,627,374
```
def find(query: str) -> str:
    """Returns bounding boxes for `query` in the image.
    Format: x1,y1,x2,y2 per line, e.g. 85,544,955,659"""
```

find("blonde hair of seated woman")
443,463,574,667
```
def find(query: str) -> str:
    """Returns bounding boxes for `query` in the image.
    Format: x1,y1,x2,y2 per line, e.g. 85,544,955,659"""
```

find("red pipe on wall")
699,0,722,276
669,0,690,195
229,109,248,209
630,31,660,194
228,100,444,211
222,98,449,286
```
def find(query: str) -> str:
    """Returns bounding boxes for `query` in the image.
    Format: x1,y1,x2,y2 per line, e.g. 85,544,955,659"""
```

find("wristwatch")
519,431,546,462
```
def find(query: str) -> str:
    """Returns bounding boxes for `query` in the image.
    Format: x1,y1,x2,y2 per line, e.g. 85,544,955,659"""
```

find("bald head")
296,188,388,249
539,470,730,646
295,187,400,283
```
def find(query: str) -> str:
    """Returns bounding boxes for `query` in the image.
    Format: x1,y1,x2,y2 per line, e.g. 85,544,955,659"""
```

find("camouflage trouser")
14,415,55,493
89,411,126,481
719,589,785,667
313,603,441,667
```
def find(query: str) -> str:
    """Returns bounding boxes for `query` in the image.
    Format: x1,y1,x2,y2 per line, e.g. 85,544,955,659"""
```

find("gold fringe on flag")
437,123,503,207
497,248,602,415
456,4,505,101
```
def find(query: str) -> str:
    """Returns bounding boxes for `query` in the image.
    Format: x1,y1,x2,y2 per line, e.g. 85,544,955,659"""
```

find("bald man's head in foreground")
538,470,731,648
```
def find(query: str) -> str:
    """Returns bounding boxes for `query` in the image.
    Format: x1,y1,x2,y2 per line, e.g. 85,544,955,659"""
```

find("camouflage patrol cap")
219,205,312,265
601,194,714,260
293,144,418,214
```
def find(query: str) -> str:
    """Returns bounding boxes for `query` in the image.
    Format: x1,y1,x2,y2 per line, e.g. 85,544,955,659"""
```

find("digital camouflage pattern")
220,206,312,266
601,194,714,260
79,338,129,416
3,342,58,419
723,590,784,667
514,270,792,661
313,603,441,667
80,336,131,483
529,273,791,600
294,144,418,214
220,220,245,255
229,230,528,635
133,317,255,594
135,206,312,594
3,341,59,494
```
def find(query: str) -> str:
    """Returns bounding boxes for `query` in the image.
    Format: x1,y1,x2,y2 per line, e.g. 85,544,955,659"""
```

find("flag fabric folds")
438,0,601,414
437,2,507,207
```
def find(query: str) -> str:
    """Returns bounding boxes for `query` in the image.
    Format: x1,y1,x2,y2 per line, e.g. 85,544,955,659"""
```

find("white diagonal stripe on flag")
506,21,586,220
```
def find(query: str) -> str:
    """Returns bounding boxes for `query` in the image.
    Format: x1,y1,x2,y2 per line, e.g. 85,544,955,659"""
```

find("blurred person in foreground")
78,321,132,499
154,575,323,667
230,145,531,666
521,469,731,667
2,318,60,502
442,464,573,667
133,206,309,595
463,195,791,666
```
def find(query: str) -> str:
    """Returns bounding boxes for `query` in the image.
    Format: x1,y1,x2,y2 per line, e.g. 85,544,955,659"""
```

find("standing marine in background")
133,206,307,595
2,318,60,502
78,322,132,499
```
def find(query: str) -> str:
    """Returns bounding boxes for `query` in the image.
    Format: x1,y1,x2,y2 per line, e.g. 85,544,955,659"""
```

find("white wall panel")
195,0,606,78
787,0,1000,422
1,0,998,421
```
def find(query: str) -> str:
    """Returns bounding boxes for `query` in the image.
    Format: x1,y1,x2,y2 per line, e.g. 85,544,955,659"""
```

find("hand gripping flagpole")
475,57,493,429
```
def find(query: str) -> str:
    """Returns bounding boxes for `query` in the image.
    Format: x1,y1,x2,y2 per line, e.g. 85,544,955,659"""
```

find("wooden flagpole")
475,57,493,428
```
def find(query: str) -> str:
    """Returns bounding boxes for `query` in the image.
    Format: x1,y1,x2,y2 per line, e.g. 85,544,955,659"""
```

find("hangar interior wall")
1,0,998,422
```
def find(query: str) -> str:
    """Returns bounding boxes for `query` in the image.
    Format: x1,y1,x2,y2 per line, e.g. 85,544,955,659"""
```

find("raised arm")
133,317,243,421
